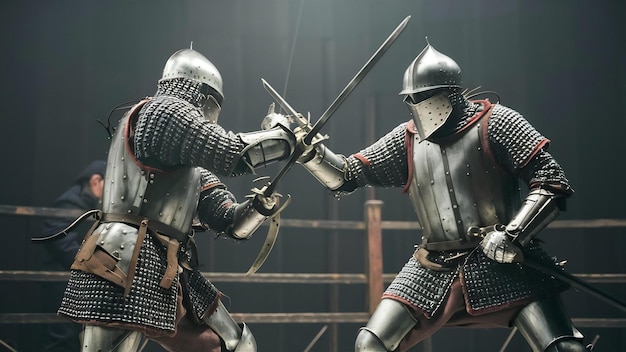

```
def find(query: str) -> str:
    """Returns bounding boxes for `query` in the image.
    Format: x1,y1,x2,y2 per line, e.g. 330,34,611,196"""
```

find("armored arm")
297,143,349,191
197,172,283,241
479,105,573,262
506,187,564,246
234,123,296,176
133,99,296,177
295,122,410,194
227,190,279,240
478,187,565,263
509,146,573,245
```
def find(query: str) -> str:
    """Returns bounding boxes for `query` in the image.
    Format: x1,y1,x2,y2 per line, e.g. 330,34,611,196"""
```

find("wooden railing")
1,203,626,350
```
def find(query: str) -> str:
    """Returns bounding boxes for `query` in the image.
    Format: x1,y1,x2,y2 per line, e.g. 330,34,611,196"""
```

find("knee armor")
514,297,584,352
80,325,143,352
355,299,417,351
355,328,391,352
545,339,589,352
204,300,257,351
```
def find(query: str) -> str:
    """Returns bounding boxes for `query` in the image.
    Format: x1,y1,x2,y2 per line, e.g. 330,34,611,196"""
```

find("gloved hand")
293,126,314,161
293,124,329,163
478,224,524,263
249,187,279,216
229,185,289,240
261,102,292,130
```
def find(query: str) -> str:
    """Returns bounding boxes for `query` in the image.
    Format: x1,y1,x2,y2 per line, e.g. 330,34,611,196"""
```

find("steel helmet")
160,48,224,105
399,44,462,96
400,44,463,141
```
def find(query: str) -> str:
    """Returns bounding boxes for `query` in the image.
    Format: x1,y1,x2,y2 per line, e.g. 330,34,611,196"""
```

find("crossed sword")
245,16,411,275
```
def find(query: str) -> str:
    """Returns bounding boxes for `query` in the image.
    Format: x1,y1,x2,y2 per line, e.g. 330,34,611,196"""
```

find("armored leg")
513,296,586,352
80,325,143,352
545,340,590,352
203,300,257,352
355,298,417,352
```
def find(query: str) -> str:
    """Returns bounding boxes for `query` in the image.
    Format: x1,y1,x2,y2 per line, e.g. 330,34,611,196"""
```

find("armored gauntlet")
479,187,564,263
227,188,282,240
478,224,524,263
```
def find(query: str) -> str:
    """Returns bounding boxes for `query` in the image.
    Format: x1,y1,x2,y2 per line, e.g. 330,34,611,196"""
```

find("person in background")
291,43,588,351
40,160,106,352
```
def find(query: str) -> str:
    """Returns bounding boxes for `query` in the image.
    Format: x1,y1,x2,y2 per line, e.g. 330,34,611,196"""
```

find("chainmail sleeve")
196,168,237,234
487,104,573,195
132,78,248,177
487,104,548,172
340,122,409,193
518,149,573,195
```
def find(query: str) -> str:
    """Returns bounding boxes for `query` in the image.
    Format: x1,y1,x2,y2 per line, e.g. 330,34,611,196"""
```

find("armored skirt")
383,243,568,320
58,228,221,337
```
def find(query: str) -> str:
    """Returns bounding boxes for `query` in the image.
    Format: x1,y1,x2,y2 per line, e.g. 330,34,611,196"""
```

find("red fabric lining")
201,182,225,192
353,153,370,166
520,138,550,169
122,98,166,175
402,120,417,193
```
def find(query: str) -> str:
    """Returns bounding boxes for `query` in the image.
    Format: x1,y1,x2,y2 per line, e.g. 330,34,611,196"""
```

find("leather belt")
100,212,193,291
100,212,190,245
423,239,480,251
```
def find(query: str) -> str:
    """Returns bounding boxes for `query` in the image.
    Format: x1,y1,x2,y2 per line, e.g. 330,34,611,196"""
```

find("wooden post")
365,200,384,314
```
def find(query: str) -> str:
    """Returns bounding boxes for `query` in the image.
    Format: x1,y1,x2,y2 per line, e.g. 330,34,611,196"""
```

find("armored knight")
58,48,296,352
294,44,588,351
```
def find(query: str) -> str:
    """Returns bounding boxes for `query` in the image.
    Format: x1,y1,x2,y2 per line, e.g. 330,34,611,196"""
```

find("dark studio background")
1,1,625,351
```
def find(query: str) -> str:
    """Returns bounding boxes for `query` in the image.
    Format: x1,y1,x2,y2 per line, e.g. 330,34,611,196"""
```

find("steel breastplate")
407,117,521,248
102,113,201,235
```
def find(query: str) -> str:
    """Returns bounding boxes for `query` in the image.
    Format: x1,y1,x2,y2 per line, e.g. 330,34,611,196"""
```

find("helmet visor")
404,91,452,141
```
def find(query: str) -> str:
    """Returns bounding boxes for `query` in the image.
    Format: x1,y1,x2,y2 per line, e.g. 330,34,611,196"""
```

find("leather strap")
72,212,190,295
123,219,148,296
100,213,188,243
71,217,129,289
156,234,181,289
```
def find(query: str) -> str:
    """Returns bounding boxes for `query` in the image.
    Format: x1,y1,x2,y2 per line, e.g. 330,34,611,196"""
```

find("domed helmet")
160,48,224,123
400,44,463,141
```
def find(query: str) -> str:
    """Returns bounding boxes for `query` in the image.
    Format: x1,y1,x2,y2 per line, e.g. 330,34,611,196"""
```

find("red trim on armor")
381,292,432,319
521,138,550,168
353,153,370,166
478,101,550,172
402,120,417,193
479,104,498,169
382,292,432,319
458,100,492,134
122,98,168,175
66,317,176,338
460,271,535,316
201,182,225,192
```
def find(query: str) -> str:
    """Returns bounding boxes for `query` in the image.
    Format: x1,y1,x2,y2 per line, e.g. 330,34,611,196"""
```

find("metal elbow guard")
228,198,271,240
238,125,296,170
506,188,563,246
298,144,347,191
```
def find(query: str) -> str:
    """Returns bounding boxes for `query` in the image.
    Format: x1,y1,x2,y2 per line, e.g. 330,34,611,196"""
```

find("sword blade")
245,214,281,276
262,78,328,146
262,78,310,128
245,194,292,276
524,255,626,314
305,15,411,144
